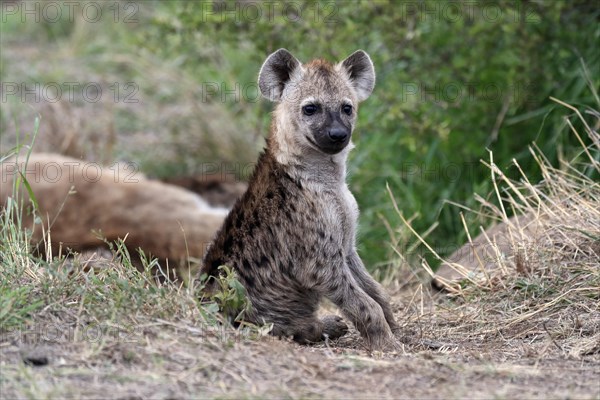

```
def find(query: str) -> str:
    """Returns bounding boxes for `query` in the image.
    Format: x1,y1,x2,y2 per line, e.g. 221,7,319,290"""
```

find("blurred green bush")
141,0,599,273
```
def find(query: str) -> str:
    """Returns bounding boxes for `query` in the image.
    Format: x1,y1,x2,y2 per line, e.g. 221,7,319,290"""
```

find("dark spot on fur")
247,221,257,235
223,235,233,250
244,274,255,288
285,208,296,221
259,255,269,267
266,190,274,200
280,260,292,274
318,230,325,239
278,186,287,201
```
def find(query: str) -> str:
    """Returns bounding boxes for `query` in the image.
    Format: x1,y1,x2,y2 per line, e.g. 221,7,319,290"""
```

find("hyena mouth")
305,133,350,155
306,134,350,155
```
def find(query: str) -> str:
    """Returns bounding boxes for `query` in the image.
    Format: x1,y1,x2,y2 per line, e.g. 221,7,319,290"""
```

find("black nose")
328,127,348,142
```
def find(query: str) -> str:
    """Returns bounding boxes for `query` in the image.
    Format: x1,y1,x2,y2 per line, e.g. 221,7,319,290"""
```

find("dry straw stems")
391,98,599,359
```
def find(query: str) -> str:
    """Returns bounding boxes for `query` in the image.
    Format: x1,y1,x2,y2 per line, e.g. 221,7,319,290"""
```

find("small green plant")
0,117,45,332
204,265,251,325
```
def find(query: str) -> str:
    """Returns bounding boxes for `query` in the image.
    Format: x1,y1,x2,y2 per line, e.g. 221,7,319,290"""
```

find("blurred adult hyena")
202,49,398,349
1,153,227,277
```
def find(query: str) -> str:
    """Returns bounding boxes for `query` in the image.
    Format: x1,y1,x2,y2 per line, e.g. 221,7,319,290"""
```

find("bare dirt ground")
1,285,598,400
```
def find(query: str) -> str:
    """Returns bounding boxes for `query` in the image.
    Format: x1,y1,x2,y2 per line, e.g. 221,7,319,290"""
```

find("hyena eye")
342,104,353,115
302,104,318,116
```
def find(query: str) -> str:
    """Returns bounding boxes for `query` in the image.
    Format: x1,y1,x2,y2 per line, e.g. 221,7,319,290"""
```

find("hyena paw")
366,324,397,351
321,315,348,340
388,320,401,334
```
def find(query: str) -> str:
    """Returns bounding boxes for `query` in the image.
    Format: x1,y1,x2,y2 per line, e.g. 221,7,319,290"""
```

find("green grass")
0,117,42,332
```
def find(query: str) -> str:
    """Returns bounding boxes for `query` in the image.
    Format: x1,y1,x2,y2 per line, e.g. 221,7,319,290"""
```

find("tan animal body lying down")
1,153,230,276
432,213,542,291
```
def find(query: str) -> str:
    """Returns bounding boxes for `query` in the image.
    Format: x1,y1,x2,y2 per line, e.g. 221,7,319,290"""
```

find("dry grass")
389,98,600,364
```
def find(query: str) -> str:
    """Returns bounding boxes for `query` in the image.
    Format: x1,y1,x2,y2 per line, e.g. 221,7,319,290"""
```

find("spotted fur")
201,49,397,349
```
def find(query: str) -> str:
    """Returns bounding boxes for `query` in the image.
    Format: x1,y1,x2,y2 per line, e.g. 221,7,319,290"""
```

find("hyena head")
258,49,375,160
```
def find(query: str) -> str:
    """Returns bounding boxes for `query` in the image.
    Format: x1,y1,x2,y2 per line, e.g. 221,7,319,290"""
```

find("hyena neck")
267,120,350,187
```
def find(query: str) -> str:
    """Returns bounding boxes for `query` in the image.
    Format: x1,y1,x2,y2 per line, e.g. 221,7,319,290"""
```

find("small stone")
21,349,49,367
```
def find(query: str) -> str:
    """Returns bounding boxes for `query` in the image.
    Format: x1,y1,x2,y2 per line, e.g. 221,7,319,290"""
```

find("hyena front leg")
324,268,394,350
347,250,399,332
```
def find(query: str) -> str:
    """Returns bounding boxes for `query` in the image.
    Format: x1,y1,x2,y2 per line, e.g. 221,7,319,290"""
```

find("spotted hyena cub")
201,49,398,349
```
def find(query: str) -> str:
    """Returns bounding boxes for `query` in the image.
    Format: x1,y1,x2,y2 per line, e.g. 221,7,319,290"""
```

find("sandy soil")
2,287,598,400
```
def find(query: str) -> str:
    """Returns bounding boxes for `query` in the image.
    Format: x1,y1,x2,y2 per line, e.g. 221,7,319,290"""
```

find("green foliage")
204,265,251,324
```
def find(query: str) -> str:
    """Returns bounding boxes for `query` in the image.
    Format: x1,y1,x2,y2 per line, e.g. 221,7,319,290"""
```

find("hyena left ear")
258,48,302,102
338,50,376,102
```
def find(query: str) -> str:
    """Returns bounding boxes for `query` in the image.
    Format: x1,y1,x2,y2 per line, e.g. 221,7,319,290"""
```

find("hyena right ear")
338,50,376,102
258,48,302,102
